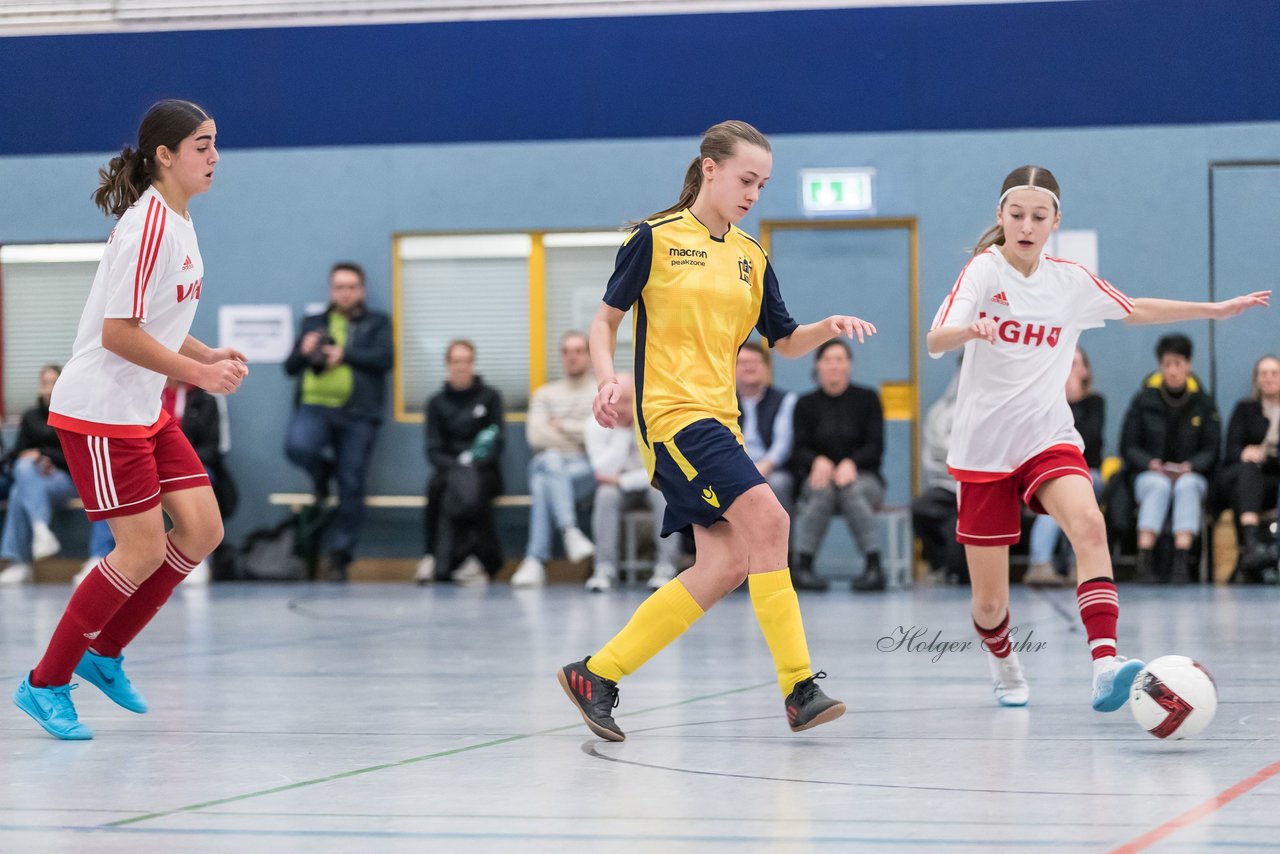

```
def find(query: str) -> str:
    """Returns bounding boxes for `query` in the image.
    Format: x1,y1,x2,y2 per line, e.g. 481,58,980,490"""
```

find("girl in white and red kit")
13,100,248,739
928,165,1268,711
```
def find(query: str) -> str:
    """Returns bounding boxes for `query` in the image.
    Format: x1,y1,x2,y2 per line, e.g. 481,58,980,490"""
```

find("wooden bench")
267,493,532,511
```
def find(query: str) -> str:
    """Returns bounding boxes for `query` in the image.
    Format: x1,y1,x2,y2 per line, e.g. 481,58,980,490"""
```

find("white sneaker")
511,557,546,587
31,522,61,562
1091,655,1145,712
73,556,103,587
414,554,437,584
647,561,677,589
585,563,615,592
453,556,489,587
0,563,33,585
986,651,1030,706
186,559,211,586
563,527,596,563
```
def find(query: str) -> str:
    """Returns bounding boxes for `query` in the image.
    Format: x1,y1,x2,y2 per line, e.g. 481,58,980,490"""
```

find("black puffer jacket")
425,377,505,474
1120,373,1220,476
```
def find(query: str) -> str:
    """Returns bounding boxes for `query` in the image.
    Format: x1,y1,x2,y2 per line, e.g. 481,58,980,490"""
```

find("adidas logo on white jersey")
992,291,1009,306
181,255,194,271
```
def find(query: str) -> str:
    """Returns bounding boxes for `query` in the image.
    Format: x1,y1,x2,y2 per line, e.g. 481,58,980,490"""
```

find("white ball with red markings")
1130,655,1217,740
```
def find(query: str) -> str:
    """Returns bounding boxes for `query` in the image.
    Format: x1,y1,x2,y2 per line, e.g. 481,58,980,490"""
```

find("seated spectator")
1024,347,1105,587
78,377,234,586
736,341,797,514
415,340,505,587
511,331,597,587
1218,355,1280,582
1120,334,1220,583
789,339,886,592
583,374,680,592
0,366,76,585
283,261,393,581
911,363,968,584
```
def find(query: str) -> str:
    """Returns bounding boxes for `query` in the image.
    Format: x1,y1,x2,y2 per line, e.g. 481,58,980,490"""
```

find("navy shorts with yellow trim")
652,418,767,537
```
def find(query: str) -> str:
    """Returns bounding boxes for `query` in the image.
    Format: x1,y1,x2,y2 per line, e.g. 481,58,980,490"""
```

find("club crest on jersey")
177,278,203,302
978,311,1061,348
738,256,752,283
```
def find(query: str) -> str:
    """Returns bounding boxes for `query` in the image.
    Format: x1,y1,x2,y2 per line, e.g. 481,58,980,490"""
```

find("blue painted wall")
1,0,1278,154
3,121,1277,555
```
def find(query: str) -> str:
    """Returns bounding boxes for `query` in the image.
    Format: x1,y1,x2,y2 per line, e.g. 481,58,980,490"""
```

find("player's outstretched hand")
593,378,623,428
1215,290,1271,319
828,315,877,343
198,359,248,395
969,317,998,344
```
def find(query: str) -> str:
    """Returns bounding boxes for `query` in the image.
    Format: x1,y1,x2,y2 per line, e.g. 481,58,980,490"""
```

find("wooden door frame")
759,217,921,495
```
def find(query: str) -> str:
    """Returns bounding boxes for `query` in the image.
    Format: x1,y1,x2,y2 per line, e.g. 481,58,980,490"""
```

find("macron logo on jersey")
992,291,1009,306
181,255,194,271
977,311,1062,348
176,278,203,302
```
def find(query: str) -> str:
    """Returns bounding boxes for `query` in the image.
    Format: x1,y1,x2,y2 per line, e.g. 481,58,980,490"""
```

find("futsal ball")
1129,655,1217,740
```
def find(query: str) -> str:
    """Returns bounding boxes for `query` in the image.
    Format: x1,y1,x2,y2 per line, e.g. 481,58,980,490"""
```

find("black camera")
307,333,336,373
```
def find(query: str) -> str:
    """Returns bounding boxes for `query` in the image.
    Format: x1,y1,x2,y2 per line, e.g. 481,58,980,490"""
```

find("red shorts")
954,444,1092,547
56,417,209,521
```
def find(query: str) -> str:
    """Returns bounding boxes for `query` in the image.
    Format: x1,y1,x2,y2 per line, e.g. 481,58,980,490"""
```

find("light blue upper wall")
2,120,1277,549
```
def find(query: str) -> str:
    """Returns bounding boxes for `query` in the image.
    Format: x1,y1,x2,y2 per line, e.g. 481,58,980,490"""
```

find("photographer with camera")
284,262,392,581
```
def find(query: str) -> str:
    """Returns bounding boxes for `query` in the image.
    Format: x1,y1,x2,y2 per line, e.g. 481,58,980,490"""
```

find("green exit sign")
800,168,875,215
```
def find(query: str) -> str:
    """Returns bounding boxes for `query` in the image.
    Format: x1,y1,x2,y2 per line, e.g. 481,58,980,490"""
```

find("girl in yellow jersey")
558,120,876,740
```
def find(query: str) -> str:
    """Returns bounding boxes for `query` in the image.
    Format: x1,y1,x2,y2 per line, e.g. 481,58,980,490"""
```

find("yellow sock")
749,569,813,696
586,578,705,682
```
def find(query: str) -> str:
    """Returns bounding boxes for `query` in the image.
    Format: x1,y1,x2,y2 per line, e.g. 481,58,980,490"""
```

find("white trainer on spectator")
585,563,615,592
0,563,33,585
414,554,436,585
186,559,211,586
32,522,61,562
453,556,488,587
648,561,677,589
511,557,545,587
563,527,595,563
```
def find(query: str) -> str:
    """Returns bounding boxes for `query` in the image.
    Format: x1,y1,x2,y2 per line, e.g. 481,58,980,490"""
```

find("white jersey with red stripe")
929,247,1133,478
50,187,204,438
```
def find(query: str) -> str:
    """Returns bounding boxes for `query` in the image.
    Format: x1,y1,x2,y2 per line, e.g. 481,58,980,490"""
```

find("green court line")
107,680,771,828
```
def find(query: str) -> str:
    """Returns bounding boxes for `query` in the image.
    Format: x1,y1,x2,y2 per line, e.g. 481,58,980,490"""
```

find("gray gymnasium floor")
1,580,1278,853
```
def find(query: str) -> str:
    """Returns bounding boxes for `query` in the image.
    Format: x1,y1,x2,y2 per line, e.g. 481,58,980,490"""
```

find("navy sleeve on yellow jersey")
602,223,653,311
755,260,798,345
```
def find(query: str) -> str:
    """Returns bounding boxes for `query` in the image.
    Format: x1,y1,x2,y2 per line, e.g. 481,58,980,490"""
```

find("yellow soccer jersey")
603,210,798,473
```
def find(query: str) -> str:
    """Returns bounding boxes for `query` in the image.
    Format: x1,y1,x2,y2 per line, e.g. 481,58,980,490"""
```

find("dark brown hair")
330,261,366,286
639,120,771,224
972,165,1061,256
94,99,211,217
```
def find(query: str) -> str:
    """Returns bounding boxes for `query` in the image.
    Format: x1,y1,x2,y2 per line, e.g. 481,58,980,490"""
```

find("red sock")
92,538,198,659
31,559,136,687
1076,576,1119,660
974,611,1013,658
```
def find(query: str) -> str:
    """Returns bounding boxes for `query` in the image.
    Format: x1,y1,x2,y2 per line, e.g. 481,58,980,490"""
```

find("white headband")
999,184,1060,211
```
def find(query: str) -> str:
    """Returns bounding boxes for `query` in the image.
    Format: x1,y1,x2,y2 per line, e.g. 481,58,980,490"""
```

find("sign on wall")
218,304,296,363
800,168,875,215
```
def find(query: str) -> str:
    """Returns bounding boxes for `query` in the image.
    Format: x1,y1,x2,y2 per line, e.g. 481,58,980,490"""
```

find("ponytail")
629,120,771,228
637,156,704,225
94,146,152,217
91,99,211,219
971,222,1006,256
971,164,1061,256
